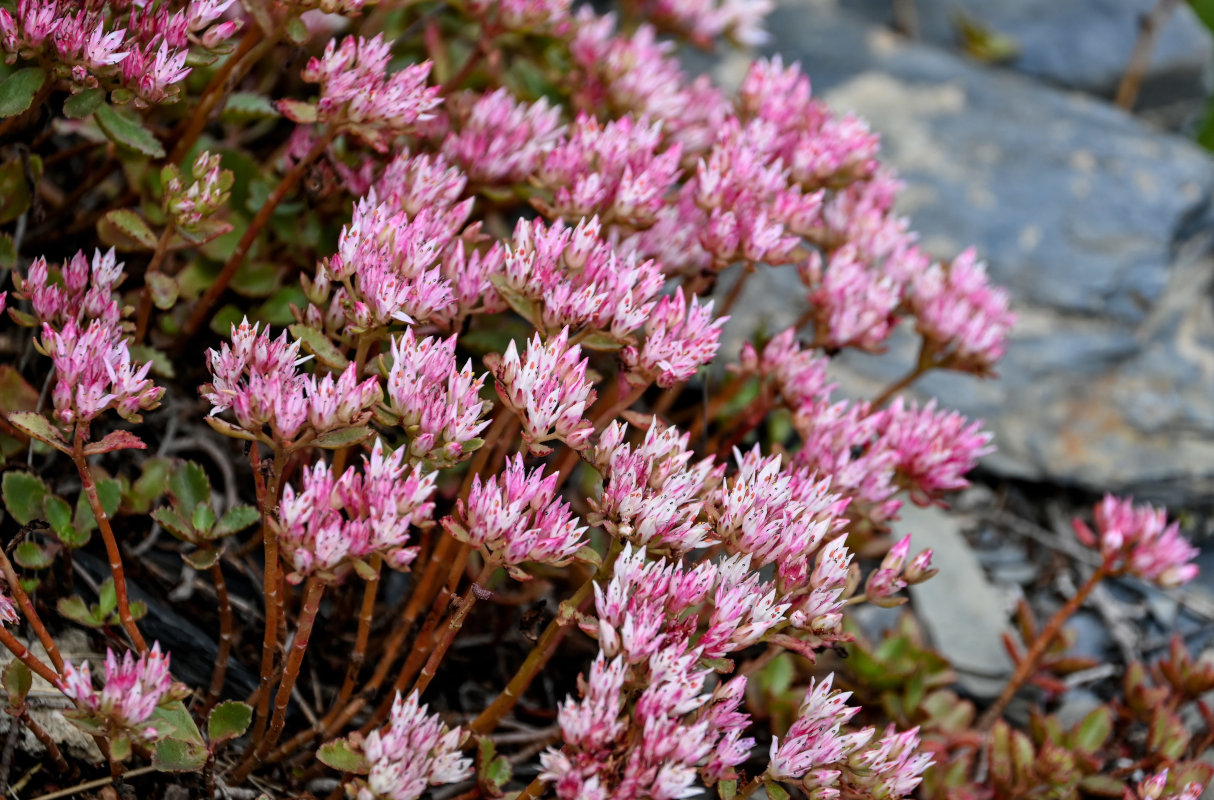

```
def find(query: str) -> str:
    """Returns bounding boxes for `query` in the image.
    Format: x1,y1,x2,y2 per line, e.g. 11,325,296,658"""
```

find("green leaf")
288,324,349,370
718,780,737,800
109,733,132,762
0,68,47,118
211,505,260,539
74,478,121,535
151,507,196,543
763,779,790,800
0,233,16,269
2,659,31,704
350,558,377,581
255,285,306,326
191,503,216,535
42,495,73,539
150,701,205,745
229,262,280,298
207,700,252,745
485,755,511,792
758,652,795,696
1079,775,1126,797
210,303,246,337
62,88,105,119
169,461,211,513
313,426,374,450
95,104,166,158
219,92,280,123
57,596,103,627
153,738,208,772
204,415,261,442
317,738,369,774
285,16,310,44
573,544,601,568
578,332,626,351
276,98,317,123
6,411,65,449
128,457,172,513
182,547,220,570
1073,706,1112,753
128,345,176,379
101,210,158,249
2,471,50,525
147,272,179,309
97,577,117,616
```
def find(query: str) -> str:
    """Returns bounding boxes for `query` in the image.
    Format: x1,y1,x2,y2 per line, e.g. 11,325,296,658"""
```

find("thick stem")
0,549,63,674
736,776,764,800
203,561,234,712
335,554,382,711
177,129,336,348
72,428,146,653
231,577,325,783
133,225,176,345
0,628,60,687
249,443,285,743
470,540,622,734
411,561,497,697
977,566,1107,730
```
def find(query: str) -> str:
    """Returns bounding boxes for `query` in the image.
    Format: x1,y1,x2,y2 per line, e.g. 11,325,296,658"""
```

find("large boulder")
720,0,1214,506
838,0,1214,117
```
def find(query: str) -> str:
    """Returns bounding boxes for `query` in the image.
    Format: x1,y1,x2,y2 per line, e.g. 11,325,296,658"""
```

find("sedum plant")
0,1,1200,799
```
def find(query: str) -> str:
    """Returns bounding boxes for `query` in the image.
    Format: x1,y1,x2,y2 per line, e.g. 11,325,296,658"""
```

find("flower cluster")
345,691,472,800
201,319,380,443
383,328,489,466
444,455,587,573
14,249,163,429
162,150,233,235
59,643,184,749
486,328,597,455
441,88,563,185
589,419,721,553
290,35,442,150
277,439,436,580
1074,495,1199,588
0,0,239,103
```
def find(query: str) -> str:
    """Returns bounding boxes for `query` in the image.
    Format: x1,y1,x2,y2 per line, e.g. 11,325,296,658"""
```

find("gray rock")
722,1,1214,505
835,0,1214,116
899,504,1017,699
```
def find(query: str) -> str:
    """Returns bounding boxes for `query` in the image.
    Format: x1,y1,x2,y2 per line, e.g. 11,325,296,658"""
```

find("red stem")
203,561,234,712
977,565,1108,730
72,427,147,653
0,548,63,674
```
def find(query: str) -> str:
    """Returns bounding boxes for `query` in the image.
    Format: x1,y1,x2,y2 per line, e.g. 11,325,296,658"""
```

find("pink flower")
880,398,993,505
536,114,682,227
304,362,381,433
487,328,596,456
201,319,312,442
445,454,587,570
40,319,163,426
735,327,834,411
767,674,871,782
59,642,181,745
299,35,441,151
589,419,721,552
802,244,901,351
278,440,436,579
0,581,17,626
316,194,459,330
465,0,574,32
385,328,489,465
17,248,123,329
442,88,563,185
636,0,773,46
349,691,472,800
843,725,932,799
909,247,1015,374
1132,770,1204,800
1074,495,1199,588
621,288,726,388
